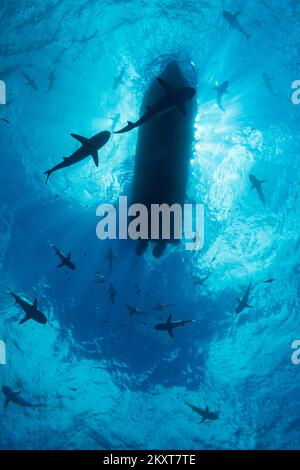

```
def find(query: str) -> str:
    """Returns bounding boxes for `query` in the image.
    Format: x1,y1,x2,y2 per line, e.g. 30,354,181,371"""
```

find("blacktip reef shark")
7,290,47,324
183,400,219,423
115,77,196,133
2,386,46,409
212,80,229,112
51,245,75,270
223,10,251,41
235,282,253,314
249,174,267,206
44,130,111,183
155,314,192,338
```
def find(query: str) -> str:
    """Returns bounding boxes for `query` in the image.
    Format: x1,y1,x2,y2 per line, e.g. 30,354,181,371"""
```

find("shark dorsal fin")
33,298,37,310
70,133,89,146
167,314,172,324
156,77,173,93
205,405,209,412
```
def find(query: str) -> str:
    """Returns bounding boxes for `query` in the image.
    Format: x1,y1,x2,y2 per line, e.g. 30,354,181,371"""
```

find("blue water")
1,0,300,450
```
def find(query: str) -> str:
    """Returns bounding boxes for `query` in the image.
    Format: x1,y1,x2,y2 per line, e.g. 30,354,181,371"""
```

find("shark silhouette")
51,245,75,270
235,282,253,314
223,11,250,41
212,80,229,112
7,290,47,325
2,386,46,409
183,400,219,423
115,77,196,133
44,130,111,183
155,314,192,338
249,174,267,206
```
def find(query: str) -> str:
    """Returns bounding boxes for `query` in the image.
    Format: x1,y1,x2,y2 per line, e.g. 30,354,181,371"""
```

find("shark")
193,274,210,287
155,314,192,338
115,77,196,133
51,245,75,270
18,68,38,90
126,305,146,316
2,386,46,409
223,11,251,41
113,65,125,90
7,290,47,325
183,400,219,423
108,283,117,304
153,302,174,311
105,248,115,273
262,73,278,97
235,282,253,314
212,80,229,112
44,130,111,183
249,174,267,206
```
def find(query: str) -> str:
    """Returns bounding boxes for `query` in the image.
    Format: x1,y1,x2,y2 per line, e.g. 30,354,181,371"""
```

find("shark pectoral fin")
251,185,255,190
70,133,89,145
19,314,31,325
57,261,65,268
260,180,267,184
200,417,205,424
4,398,10,409
91,150,99,167
168,329,174,339
177,102,187,116
156,77,173,92
247,304,253,308
234,11,241,18
67,252,71,260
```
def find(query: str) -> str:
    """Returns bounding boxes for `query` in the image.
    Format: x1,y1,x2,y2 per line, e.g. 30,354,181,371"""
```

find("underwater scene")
1,0,300,451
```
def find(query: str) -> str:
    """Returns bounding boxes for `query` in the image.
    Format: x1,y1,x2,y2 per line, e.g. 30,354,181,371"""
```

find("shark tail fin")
44,170,52,184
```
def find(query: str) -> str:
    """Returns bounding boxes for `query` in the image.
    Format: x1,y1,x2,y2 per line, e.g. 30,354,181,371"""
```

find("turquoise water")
0,0,300,450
